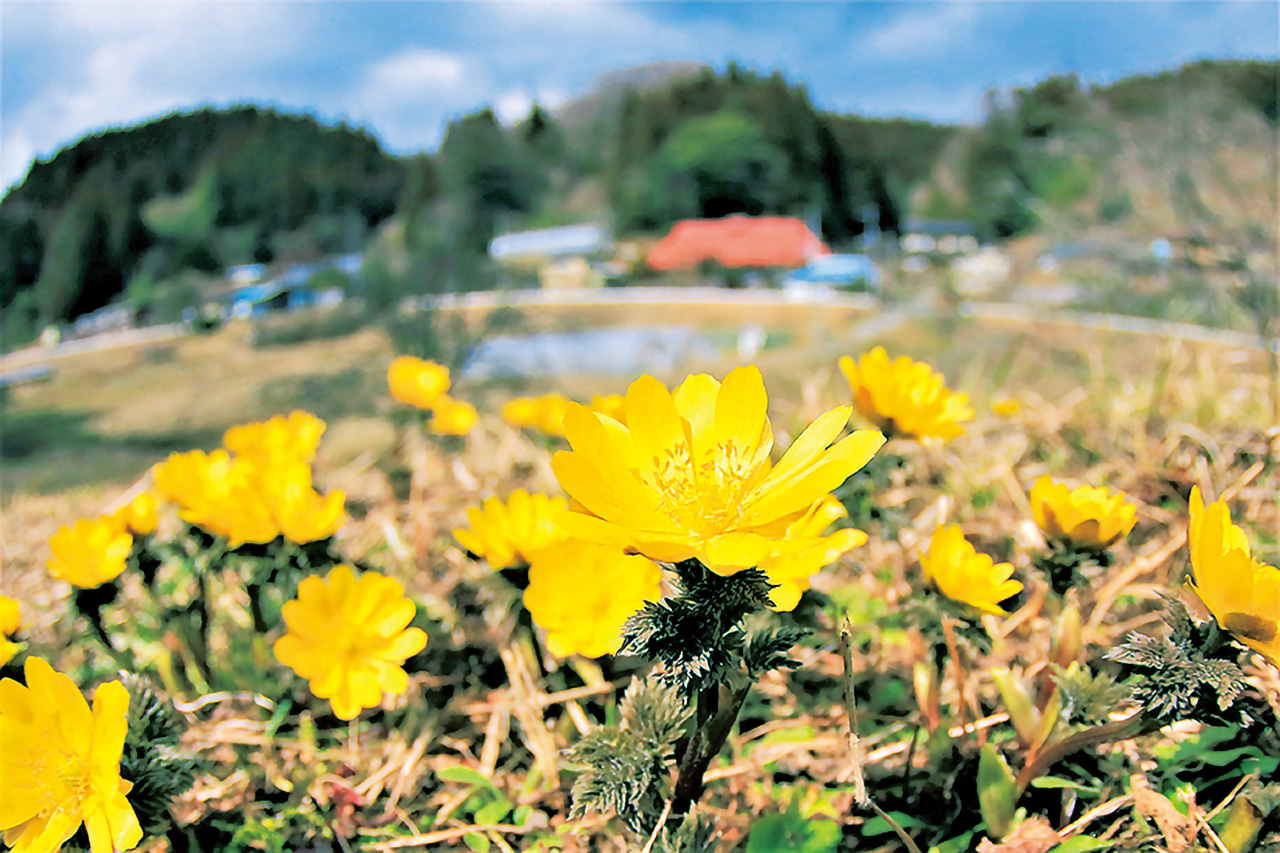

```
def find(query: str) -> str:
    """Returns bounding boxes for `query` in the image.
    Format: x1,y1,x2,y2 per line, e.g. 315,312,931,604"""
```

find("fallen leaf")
1131,774,1195,853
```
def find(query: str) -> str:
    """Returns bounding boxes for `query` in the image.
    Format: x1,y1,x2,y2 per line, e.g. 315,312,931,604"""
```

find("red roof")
646,216,829,271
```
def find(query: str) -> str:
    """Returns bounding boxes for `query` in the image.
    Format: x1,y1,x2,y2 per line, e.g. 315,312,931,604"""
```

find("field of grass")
2,302,1278,852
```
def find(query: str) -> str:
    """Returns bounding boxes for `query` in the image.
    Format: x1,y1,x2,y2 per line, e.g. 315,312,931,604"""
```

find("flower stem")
1014,711,1156,793
669,682,750,818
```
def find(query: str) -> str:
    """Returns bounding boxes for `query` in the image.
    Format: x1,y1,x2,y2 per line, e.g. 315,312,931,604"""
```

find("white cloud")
861,3,983,61
1,1,302,189
362,48,467,107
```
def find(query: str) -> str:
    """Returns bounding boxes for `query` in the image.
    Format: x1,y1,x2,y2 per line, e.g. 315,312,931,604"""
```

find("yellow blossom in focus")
0,657,143,853
921,525,1022,616
590,394,627,425
0,596,20,668
757,496,867,612
429,396,478,436
48,518,132,589
838,347,973,441
454,490,569,569
1030,475,1136,550
109,492,159,536
1187,488,1280,669
992,398,1022,417
524,540,662,658
552,365,885,575
274,565,427,720
223,411,326,465
388,356,451,409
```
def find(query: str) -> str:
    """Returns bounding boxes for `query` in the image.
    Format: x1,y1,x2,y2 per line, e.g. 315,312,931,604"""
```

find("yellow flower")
154,450,280,546
270,469,347,544
154,452,344,546
0,596,21,668
454,490,569,569
920,525,1022,616
992,398,1022,417
502,394,570,436
1030,475,1136,550
757,496,868,612
501,397,541,429
429,396,478,436
48,518,132,589
552,365,885,575
590,394,627,425
274,565,427,720
0,657,143,853
1186,488,1280,669
109,492,159,537
388,356,451,409
223,411,326,466
838,347,974,441
524,540,662,658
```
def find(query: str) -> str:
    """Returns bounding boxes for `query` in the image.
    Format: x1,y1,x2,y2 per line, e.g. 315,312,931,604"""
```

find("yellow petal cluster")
454,490,569,569
552,365,884,577
388,356,451,409
838,347,973,442
223,410,325,466
502,393,572,436
153,413,344,547
274,565,428,720
757,496,868,611
524,540,662,658
1030,475,1136,550
48,518,133,589
429,396,479,436
1187,488,1280,669
109,492,159,537
0,597,21,668
921,525,1022,616
0,658,143,853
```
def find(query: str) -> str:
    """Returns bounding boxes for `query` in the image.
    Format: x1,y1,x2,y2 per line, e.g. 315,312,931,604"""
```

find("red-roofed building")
646,216,829,271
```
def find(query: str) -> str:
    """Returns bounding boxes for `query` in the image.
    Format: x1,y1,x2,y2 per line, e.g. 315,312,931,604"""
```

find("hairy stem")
670,682,750,817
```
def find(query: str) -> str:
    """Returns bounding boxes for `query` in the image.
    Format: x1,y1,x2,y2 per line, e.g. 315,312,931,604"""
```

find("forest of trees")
0,107,403,340
1,58,1275,345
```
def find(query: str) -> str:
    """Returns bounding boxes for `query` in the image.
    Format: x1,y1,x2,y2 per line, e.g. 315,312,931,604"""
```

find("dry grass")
2,305,1278,851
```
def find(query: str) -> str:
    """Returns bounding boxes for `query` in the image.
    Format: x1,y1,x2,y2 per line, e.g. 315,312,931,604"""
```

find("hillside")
914,59,1279,242
0,106,403,338
2,58,1274,347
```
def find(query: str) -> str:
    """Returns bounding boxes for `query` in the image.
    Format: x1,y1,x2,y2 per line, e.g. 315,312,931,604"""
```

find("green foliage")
118,674,201,836
1,105,402,319
652,812,720,853
1107,596,1260,726
142,168,219,244
619,560,778,693
745,805,840,853
563,677,691,834
1050,663,1132,727
977,744,1018,837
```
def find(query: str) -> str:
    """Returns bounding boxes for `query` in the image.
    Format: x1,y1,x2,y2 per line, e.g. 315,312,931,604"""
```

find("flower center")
645,439,756,536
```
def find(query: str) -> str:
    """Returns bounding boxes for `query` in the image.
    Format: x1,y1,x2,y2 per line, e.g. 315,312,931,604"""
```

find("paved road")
0,323,188,372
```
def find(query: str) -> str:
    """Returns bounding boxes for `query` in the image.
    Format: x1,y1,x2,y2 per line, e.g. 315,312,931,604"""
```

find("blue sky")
2,1,1276,189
